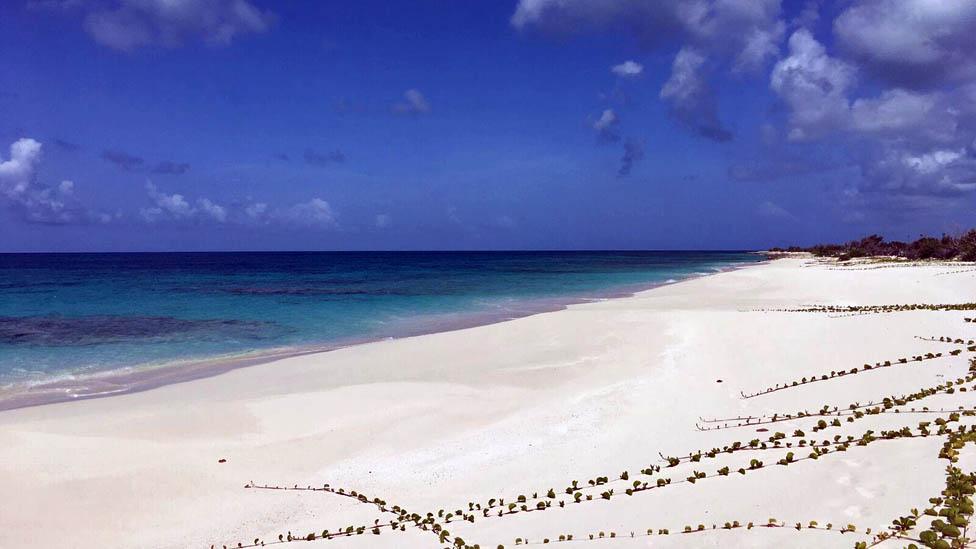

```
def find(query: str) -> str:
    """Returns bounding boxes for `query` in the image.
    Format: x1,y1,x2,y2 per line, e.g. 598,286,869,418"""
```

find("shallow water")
0,251,759,389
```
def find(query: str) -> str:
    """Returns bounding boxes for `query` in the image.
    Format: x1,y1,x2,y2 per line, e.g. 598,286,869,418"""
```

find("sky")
1,0,975,252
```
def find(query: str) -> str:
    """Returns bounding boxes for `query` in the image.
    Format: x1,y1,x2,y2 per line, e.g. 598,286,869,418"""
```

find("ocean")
0,251,759,405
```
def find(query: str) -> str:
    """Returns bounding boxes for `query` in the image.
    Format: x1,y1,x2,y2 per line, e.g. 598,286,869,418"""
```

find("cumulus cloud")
101,149,145,171
392,89,431,115
0,138,103,224
512,0,783,67
142,181,192,220
763,26,976,198
735,20,786,73
136,185,339,228
513,0,782,142
57,0,277,52
0,138,40,195
770,29,856,141
618,138,644,177
850,88,962,148
244,201,268,221
141,181,226,223
850,89,937,134
592,109,620,143
660,47,731,142
196,198,227,222
790,0,820,30
304,148,346,167
860,148,976,195
833,0,976,88
280,198,337,227
611,60,643,77
514,0,976,203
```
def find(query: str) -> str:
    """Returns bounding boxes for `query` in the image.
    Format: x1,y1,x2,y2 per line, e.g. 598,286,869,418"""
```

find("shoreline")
0,259,760,412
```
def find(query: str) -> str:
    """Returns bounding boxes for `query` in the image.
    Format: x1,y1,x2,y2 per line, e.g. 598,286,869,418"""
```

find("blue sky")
1,0,975,251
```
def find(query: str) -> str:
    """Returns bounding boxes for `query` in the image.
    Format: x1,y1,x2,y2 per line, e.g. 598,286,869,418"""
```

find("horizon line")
0,248,762,255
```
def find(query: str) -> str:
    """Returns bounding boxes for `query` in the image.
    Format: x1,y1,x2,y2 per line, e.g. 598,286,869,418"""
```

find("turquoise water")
0,251,759,388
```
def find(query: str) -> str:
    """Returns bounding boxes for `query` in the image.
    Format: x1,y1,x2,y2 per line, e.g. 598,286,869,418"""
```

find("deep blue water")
0,251,759,387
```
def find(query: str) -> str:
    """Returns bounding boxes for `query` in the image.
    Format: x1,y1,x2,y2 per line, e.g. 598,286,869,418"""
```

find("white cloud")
0,138,42,197
734,21,785,73
281,198,337,227
850,89,936,134
196,198,227,222
791,0,820,29
660,47,731,141
512,0,784,142
833,0,976,87
766,32,974,197
592,109,620,142
374,213,392,229
144,181,193,218
138,194,339,228
245,202,268,220
902,149,964,176
611,60,643,77
770,29,856,141
661,48,706,105
848,88,958,144
77,0,275,52
861,147,976,194
142,181,226,223
0,138,100,224
512,0,784,71
510,0,976,203
393,89,430,115
139,207,163,222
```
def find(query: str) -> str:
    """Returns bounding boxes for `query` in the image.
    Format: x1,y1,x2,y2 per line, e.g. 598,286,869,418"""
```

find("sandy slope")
1,257,975,548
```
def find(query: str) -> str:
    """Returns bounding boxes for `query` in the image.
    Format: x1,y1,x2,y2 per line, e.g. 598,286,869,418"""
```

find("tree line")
771,230,976,261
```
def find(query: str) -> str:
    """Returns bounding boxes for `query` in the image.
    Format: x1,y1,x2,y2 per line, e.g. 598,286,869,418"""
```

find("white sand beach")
2,257,975,548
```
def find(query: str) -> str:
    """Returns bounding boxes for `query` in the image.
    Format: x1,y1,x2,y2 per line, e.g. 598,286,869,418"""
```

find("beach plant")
216,319,976,549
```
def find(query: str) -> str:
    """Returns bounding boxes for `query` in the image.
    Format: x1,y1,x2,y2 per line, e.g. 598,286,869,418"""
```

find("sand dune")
2,256,975,548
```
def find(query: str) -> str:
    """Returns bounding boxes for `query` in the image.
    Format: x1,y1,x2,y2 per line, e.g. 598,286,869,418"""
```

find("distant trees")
959,229,976,261
772,229,976,261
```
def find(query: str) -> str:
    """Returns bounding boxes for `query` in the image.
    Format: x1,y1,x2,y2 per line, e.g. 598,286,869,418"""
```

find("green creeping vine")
511,421,976,548
764,303,976,316
915,336,975,347
209,320,976,549
740,349,957,399
514,518,867,546
229,408,975,548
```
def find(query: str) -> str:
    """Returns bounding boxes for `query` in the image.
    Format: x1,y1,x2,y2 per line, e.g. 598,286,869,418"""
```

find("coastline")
3,256,973,548
0,258,759,412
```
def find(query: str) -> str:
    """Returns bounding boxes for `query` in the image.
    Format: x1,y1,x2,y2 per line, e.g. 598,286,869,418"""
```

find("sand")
1,256,975,548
